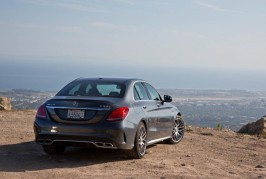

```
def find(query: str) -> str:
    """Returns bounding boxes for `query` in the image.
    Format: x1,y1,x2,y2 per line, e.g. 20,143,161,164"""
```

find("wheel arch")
140,119,148,130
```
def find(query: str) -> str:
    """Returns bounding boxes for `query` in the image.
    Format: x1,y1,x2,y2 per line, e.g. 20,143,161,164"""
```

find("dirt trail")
0,110,265,179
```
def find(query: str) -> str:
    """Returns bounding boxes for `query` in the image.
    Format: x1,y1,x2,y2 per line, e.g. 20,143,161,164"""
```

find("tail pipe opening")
94,142,114,148
37,139,53,145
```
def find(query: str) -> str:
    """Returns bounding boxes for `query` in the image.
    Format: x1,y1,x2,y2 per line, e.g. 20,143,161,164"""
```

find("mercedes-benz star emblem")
73,101,78,106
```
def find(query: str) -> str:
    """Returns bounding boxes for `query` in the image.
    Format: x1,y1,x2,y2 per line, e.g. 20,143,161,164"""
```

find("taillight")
36,105,47,118
107,107,129,122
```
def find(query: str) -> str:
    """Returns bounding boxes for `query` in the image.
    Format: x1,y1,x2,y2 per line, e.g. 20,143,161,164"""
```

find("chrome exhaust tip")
95,142,104,148
37,139,44,144
37,139,53,145
94,142,114,148
44,139,53,145
104,143,114,148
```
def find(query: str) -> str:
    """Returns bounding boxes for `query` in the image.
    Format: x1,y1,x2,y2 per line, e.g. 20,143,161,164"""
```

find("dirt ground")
0,110,265,179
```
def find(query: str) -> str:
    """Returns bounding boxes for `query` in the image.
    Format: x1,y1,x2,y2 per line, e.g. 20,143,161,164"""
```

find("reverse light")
107,107,129,122
36,105,47,118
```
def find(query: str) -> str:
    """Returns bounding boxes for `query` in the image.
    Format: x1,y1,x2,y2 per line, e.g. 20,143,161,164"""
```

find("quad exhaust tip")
94,142,114,148
37,139,53,145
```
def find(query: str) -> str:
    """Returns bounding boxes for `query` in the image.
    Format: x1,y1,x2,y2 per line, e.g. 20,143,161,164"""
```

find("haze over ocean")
1,58,266,91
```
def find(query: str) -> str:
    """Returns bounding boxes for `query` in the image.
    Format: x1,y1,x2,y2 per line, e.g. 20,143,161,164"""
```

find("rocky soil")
0,97,11,111
0,110,265,179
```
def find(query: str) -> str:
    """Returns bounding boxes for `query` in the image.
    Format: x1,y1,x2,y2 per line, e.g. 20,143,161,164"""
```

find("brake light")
107,107,129,121
36,105,47,118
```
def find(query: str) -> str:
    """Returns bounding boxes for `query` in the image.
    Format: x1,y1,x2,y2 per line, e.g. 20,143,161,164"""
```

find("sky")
0,0,266,91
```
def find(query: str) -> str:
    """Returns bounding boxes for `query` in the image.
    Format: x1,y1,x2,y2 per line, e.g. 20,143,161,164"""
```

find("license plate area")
67,109,85,119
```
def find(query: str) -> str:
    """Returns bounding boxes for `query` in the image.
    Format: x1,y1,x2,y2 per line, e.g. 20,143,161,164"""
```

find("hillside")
0,111,265,179
2,89,266,131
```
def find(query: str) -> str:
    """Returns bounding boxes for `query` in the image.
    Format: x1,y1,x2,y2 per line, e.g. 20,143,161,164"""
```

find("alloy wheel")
172,117,185,143
137,124,147,156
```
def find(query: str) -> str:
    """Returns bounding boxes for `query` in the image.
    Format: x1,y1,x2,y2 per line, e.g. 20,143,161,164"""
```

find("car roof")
73,77,145,83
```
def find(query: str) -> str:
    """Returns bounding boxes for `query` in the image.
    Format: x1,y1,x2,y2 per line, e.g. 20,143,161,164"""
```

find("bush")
215,123,223,131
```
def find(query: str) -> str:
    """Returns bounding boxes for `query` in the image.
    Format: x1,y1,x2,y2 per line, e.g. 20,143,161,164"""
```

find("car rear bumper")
34,118,136,150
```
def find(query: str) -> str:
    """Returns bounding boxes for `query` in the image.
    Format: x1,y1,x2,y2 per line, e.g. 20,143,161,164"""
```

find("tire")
126,122,147,159
165,116,185,144
42,144,66,155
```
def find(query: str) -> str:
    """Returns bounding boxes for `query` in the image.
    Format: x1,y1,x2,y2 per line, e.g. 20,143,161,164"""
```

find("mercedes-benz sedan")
34,78,185,159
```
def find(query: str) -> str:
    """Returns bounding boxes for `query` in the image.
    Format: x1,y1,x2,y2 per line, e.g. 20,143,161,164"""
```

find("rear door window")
134,82,149,100
134,87,141,100
143,83,161,101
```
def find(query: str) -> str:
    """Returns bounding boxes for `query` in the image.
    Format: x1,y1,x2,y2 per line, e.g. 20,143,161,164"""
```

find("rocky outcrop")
0,97,11,111
238,117,266,138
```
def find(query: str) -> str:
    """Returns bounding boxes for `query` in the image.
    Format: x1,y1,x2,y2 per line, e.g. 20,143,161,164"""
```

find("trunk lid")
45,96,119,124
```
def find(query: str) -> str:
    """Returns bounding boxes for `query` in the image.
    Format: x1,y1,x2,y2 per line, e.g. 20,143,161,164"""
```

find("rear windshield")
56,80,126,98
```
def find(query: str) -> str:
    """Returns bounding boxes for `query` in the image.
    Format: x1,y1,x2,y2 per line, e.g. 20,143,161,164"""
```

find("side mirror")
163,95,172,103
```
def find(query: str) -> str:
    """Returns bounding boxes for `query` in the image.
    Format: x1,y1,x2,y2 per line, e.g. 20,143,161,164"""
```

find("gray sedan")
34,77,185,159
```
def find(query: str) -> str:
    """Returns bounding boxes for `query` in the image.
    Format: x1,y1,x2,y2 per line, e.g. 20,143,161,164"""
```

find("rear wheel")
165,116,185,144
42,144,66,155
126,122,147,159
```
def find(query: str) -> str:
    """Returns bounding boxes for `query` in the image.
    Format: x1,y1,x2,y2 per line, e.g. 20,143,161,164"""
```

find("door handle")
143,106,147,109
157,103,161,107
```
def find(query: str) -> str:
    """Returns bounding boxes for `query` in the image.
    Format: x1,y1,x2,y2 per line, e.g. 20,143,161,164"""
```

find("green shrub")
215,123,223,131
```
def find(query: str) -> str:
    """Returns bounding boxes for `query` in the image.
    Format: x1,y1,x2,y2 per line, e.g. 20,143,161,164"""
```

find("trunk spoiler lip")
46,106,111,111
